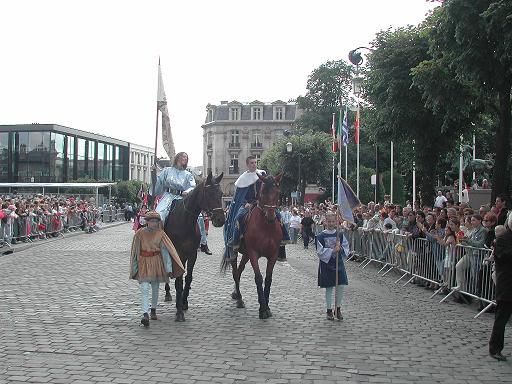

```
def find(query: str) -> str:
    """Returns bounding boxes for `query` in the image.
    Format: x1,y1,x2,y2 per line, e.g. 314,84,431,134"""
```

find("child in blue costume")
316,212,349,320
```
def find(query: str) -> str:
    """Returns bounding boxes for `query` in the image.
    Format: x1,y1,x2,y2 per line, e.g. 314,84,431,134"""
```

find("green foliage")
114,180,143,204
296,60,353,133
348,166,374,205
261,131,332,202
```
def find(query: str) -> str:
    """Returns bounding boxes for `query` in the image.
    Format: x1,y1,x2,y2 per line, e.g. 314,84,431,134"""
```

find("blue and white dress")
316,230,349,288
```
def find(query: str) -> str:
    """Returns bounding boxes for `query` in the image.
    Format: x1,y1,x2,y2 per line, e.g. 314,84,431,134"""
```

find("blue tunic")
316,230,349,288
223,171,264,253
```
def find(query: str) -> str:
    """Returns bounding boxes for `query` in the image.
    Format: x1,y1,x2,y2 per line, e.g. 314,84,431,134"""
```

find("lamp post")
284,130,301,205
349,46,377,201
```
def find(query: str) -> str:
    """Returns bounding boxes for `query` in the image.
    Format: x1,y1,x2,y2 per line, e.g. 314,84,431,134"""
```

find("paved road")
0,223,510,383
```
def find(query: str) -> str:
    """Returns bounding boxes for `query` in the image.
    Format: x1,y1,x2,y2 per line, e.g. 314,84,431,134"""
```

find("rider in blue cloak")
224,155,289,259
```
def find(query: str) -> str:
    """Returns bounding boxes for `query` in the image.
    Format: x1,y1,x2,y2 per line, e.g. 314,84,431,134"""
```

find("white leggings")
325,285,345,310
139,281,160,314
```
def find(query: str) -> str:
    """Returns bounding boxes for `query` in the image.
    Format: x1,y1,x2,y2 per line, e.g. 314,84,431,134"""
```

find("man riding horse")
224,155,289,260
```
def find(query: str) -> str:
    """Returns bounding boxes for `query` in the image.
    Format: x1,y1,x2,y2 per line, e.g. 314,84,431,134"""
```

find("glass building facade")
0,124,130,183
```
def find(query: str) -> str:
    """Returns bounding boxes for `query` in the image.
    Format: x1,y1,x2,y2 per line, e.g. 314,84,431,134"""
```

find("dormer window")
229,107,241,121
251,107,262,120
273,106,285,120
207,109,214,122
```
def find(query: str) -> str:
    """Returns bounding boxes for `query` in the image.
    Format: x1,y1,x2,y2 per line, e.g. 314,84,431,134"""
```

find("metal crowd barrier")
0,209,118,247
342,228,496,319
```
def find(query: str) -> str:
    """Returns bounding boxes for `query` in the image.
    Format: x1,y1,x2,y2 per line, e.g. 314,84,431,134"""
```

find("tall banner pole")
151,60,161,208
356,103,360,198
390,141,394,204
472,134,476,184
412,139,416,209
459,135,464,203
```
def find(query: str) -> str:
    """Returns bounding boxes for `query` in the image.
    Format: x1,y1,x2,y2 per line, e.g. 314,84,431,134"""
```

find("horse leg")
164,282,172,302
175,276,185,322
263,256,277,318
232,254,249,308
182,253,197,311
248,253,269,319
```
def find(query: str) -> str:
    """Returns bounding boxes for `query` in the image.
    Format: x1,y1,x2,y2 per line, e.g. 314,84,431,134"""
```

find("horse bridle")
201,183,224,218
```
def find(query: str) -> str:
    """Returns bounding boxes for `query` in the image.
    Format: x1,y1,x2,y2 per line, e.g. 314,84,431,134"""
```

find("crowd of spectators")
278,191,509,309
0,194,123,245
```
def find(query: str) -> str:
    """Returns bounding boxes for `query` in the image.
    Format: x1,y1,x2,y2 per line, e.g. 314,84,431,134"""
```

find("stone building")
129,143,155,184
202,100,299,204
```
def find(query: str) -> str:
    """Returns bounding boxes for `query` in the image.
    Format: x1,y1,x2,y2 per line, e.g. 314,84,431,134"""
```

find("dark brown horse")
227,173,283,319
164,172,225,322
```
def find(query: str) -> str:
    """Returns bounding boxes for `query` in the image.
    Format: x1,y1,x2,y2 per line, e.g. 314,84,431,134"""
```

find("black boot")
140,312,149,327
200,243,212,255
326,309,334,320
336,307,343,320
150,308,157,320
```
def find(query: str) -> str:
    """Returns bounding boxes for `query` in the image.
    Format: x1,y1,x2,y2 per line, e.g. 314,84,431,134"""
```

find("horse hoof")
164,293,172,302
259,309,270,320
231,291,240,300
236,300,245,308
175,312,185,322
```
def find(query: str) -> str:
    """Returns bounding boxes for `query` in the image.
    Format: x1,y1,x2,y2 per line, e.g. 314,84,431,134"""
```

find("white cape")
234,169,266,188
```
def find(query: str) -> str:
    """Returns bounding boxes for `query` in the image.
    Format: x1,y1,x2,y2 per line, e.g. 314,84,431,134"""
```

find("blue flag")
337,177,360,223
341,106,349,146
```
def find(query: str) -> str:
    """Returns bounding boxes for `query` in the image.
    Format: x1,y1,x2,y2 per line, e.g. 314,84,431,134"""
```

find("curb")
0,221,129,257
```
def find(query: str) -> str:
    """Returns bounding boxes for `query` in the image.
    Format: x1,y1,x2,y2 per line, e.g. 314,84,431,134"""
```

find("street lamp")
348,46,378,202
284,130,301,205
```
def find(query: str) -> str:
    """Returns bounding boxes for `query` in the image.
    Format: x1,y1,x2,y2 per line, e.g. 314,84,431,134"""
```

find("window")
67,136,75,180
274,106,284,120
77,138,87,179
254,154,261,167
252,107,262,120
229,130,240,148
49,133,65,182
207,154,212,174
207,109,214,122
229,154,239,174
251,131,262,148
0,133,9,181
229,107,240,121
88,141,96,178
206,132,213,149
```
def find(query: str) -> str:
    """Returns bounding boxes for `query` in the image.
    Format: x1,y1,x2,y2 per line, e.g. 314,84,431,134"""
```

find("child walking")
316,212,349,320
129,211,185,326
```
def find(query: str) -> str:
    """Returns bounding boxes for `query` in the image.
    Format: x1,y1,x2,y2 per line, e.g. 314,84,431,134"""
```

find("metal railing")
342,228,496,319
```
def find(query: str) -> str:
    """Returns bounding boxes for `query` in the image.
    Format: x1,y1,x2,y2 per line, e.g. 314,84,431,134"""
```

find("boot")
326,309,334,321
150,308,157,320
200,243,212,255
140,312,149,327
336,307,343,320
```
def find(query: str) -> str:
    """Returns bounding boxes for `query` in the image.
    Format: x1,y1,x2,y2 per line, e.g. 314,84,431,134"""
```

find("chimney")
220,100,228,105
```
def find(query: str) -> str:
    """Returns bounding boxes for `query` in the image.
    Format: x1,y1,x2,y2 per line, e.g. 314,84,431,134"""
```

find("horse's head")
257,172,282,222
201,171,225,227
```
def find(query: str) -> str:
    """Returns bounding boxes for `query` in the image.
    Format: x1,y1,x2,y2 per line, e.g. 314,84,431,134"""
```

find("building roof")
0,124,130,147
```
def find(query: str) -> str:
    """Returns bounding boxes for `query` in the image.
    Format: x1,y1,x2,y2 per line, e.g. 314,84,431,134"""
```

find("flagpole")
390,141,394,204
332,113,336,202
412,139,416,209
356,105,360,198
151,60,161,206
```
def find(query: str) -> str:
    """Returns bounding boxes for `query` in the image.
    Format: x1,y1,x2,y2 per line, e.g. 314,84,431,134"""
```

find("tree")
364,26,463,206
419,0,512,201
295,60,353,133
261,132,332,203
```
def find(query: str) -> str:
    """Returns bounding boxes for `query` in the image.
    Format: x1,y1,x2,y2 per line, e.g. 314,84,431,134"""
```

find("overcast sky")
0,0,437,166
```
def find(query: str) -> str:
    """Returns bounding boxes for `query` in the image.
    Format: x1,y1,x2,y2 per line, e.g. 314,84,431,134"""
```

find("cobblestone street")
1,223,511,383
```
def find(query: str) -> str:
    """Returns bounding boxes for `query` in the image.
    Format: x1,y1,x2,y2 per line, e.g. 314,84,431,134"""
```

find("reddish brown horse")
227,173,283,319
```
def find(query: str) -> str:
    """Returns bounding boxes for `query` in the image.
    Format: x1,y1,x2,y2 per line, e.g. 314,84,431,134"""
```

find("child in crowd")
316,211,349,320
129,211,185,327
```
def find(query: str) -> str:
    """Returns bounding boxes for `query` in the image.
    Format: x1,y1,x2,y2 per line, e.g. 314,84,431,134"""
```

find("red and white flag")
331,113,338,152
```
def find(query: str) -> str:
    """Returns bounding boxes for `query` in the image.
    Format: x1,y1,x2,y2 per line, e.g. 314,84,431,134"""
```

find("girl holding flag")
316,211,349,320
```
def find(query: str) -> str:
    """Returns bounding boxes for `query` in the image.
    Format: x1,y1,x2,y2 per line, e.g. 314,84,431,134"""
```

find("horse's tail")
220,248,234,274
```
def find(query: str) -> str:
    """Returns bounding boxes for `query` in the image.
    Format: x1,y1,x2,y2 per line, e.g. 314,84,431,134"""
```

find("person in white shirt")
434,190,448,208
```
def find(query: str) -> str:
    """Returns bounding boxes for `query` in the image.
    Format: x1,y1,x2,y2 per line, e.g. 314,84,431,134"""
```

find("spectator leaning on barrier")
494,195,508,226
488,213,512,361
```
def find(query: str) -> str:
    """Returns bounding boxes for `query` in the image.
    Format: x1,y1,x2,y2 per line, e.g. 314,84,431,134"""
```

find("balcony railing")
251,142,263,149
228,142,240,148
